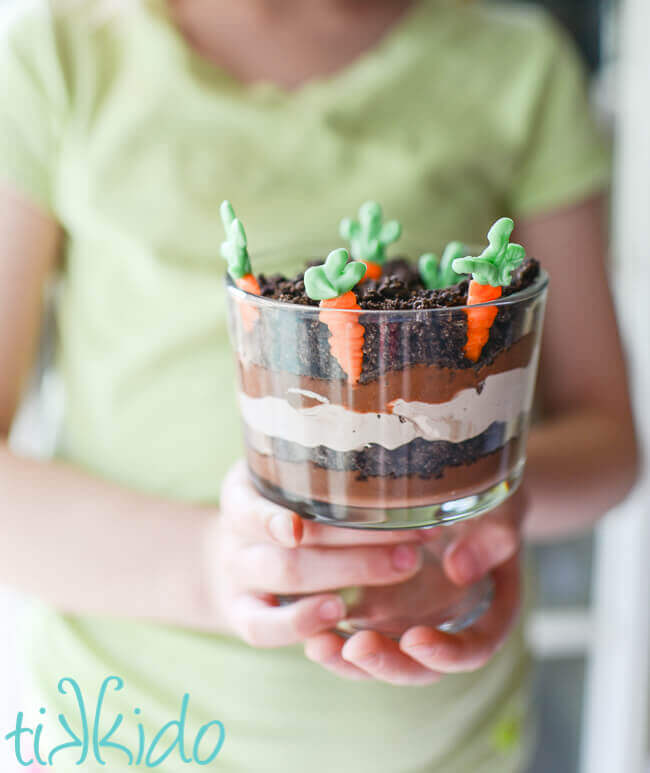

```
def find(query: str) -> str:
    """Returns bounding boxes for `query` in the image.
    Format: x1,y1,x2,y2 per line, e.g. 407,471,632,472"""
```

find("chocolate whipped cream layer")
238,332,536,412
247,437,523,510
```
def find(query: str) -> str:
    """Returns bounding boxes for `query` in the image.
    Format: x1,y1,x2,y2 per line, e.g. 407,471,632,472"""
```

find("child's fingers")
304,633,373,681
341,631,443,686
233,542,422,595
230,593,346,648
399,556,521,673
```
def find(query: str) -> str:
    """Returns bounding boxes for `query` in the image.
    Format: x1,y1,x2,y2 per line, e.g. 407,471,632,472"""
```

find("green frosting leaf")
451,217,525,287
339,201,402,265
304,267,337,301
220,200,252,280
304,248,367,301
418,253,440,290
419,241,468,289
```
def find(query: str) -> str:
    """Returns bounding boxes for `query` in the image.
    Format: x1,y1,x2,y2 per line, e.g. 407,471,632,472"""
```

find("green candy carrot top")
220,200,261,331
304,249,367,383
339,201,402,281
452,218,525,362
418,241,468,290
219,200,261,296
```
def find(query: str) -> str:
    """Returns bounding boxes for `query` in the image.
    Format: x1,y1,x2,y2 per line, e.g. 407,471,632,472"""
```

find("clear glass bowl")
226,263,548,635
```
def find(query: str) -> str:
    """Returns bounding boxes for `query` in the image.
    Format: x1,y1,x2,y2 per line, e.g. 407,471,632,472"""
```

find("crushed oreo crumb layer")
249,420,517,480
258,257,539,310
234,257,543,379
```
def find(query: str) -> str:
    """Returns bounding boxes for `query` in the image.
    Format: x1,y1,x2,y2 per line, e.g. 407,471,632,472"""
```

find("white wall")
581,0,650,769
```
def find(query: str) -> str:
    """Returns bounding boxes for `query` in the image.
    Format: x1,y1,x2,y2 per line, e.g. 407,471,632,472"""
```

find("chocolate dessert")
223,201,548,526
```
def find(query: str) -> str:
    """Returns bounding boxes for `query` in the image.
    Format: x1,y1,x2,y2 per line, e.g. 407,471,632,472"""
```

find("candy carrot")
235,272,261,295
463,282,501,362
452,218,525,363
339,201,402,282
320,292,365,383
418,241,468,290
304,248,367,383
220,200,261,331
359,260,383,281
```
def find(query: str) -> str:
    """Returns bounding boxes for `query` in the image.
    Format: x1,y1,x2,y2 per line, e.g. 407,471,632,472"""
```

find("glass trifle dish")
222,201,548,636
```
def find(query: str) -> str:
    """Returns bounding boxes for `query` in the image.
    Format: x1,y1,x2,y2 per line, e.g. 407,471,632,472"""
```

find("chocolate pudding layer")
237,332,536,412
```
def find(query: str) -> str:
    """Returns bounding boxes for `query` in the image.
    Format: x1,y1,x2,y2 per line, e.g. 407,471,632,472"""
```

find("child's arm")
517,193,639,541
0,184,219,628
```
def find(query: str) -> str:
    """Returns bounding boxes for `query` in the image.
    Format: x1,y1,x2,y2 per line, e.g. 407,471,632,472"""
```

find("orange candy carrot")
463,282,502,362
451,217,526,363
304,248,368,383
235,273,262,333
339,202,402,283
236,273,261,295
359,260,383,281
319,291,365,384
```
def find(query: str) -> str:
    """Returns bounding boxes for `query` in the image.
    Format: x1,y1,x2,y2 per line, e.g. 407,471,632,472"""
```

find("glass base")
334,571,494,639
251,462,524,530
279,541,495,639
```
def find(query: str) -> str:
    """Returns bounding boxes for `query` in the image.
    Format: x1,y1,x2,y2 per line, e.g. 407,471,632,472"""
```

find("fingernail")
268,513,297,546
355,652,380,667
451,546,479,584
404,642,452,660
319,598,345,621
392,544,420,571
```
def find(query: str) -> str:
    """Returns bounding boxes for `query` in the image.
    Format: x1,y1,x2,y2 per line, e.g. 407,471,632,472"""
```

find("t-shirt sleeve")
507,17,611,217
0,5,68,213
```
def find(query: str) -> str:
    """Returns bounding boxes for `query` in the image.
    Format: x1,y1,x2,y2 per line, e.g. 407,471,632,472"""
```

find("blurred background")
0,1,648,771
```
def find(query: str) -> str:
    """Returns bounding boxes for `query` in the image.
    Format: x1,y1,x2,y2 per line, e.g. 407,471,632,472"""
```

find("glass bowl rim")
225,268,549,315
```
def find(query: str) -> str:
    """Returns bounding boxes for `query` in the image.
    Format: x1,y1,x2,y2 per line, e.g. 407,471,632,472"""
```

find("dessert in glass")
223,201,548,636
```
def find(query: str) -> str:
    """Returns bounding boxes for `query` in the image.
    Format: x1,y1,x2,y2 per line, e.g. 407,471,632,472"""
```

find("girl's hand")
209,460,425,647
304,555,520,685
304,490,525,685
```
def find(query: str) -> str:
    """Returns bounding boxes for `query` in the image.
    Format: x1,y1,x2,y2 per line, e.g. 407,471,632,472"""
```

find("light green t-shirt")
0,1,609,770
